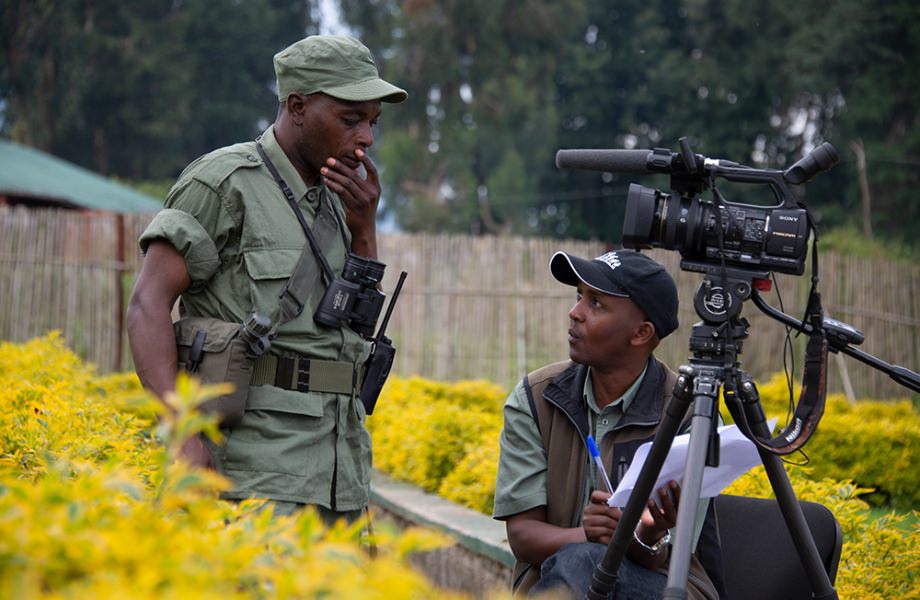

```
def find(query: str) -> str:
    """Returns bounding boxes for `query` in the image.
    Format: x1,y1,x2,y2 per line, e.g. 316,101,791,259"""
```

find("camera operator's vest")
513,358,722,599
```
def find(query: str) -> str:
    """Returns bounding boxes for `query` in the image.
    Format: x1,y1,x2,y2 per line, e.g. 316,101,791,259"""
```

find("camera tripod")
587,266,841,600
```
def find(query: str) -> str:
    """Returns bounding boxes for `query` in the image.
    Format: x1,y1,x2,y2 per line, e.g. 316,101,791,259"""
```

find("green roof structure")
0,139,163,213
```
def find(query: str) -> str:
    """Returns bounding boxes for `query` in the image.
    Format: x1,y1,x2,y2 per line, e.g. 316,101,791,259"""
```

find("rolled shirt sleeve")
493,381,550,519
139,208,220,288
138,176,238,292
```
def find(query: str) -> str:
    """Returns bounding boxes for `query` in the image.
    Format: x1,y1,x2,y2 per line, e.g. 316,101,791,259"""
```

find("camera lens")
623,183,703,252
621,183,808,274
622,184,659,249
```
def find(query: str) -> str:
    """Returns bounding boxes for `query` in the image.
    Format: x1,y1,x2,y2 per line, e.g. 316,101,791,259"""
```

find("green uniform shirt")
139,125,373,511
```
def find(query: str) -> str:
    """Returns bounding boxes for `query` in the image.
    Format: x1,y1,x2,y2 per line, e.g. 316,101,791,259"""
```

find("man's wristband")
633,528,671,555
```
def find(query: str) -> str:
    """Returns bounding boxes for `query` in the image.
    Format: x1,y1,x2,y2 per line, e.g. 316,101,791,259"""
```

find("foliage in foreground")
752,374,920,509
5,333,915,598
0,334,473,599
370,372,920,600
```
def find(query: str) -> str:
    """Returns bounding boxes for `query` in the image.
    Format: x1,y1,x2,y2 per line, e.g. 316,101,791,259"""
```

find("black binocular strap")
255,142,346,329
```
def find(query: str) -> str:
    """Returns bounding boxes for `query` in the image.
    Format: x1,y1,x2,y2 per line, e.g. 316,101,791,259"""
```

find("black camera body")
556,139,838,277
314,253,386,337
623,183,811,275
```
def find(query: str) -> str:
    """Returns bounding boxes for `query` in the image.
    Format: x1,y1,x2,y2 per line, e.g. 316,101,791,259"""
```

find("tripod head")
682,256,920,457
674,252,828,455
677,263,761,379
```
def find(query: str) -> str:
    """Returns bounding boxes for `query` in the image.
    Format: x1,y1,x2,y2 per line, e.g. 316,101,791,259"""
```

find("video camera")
556,138,838,275
555,135,919,600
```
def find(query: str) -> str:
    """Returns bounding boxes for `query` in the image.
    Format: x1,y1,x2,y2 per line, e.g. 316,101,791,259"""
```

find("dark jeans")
530,542,667,600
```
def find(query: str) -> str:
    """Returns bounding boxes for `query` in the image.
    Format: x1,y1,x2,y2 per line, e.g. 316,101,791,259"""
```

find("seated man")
493,249,721,599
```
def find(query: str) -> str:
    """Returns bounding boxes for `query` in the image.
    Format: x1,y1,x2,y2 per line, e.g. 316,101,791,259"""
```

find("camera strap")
255,142,348,330
735,248,829,456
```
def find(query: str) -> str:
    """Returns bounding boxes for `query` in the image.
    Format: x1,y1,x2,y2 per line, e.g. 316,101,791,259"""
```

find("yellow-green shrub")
741,373,920,509
11,333,912,598
371,370,919,599
367,377,504,494
0,334,473,599
0,458,466,599
0,335,157,480
437,443,500,515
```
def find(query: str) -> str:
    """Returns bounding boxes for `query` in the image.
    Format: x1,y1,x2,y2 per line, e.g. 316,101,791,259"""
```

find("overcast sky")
319,0,351,35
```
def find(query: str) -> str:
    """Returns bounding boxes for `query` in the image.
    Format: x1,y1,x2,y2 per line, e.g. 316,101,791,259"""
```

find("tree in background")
1,0,917,248
339,0,587,234
1,0,316,180
544,0,829,239
341,0,920,247
777,0,920,246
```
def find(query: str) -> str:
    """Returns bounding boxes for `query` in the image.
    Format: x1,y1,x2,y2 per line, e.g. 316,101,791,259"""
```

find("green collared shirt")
139,125,372,510
584,366,643,496
493,366,643,519
494,363,710,546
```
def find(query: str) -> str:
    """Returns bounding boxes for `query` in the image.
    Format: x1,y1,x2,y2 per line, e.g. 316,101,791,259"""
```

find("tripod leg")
728,378,838,600
662,370,719,600
585,370,694,600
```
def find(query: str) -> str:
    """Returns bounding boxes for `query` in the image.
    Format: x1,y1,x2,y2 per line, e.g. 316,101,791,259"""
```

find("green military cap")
274,35,408,104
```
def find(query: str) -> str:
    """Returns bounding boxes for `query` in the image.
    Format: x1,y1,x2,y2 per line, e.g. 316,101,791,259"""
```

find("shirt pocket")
243,247,313,317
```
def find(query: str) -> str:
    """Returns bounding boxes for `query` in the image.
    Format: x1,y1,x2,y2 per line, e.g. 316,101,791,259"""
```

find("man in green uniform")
127,35,407,523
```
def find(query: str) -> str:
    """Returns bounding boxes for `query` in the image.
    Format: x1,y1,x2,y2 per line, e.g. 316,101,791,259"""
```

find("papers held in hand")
607,420,777,508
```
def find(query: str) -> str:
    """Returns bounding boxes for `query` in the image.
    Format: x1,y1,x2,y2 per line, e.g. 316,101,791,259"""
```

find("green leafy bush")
370,370,920,599
749,373,920,509
0,335,472,599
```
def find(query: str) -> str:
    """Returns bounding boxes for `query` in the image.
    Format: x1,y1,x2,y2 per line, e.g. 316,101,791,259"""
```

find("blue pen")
586,435,615,494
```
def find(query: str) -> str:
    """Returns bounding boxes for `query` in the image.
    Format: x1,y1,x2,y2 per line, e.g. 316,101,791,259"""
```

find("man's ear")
632,321,657,346
285,93,307,124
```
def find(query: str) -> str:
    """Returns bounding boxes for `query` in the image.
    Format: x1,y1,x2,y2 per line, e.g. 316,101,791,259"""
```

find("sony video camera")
556,139,838,275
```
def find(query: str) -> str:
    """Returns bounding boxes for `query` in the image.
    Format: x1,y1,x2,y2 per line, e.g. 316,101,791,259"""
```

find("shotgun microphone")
555,149,653,173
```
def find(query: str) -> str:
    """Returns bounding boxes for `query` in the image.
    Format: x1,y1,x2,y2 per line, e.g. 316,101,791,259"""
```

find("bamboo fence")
2,207,918,400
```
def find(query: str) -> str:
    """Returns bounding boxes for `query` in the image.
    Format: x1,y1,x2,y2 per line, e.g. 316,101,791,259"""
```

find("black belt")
251,355,360,395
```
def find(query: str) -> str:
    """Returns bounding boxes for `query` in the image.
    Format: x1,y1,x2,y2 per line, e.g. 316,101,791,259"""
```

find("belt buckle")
296,357,311,392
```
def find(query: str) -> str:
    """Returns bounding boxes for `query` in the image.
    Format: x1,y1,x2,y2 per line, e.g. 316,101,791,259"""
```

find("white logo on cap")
595,251,621,272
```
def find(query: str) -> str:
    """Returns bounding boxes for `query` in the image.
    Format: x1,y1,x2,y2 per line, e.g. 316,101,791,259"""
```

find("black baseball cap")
550,249,679,339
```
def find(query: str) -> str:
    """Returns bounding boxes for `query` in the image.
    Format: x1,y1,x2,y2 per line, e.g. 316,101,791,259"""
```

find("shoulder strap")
255,142,344,329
